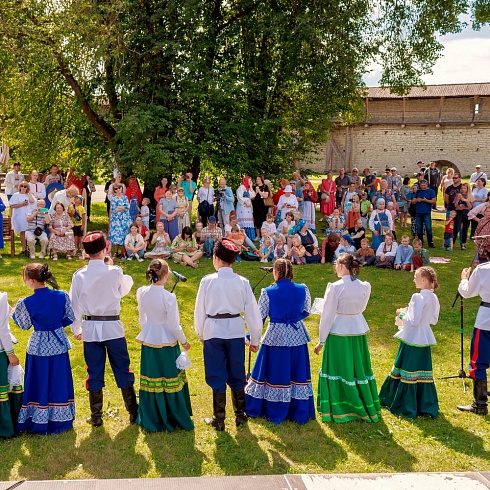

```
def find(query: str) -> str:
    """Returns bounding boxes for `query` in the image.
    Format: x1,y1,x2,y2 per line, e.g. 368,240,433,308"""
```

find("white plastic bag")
7,364,24,390
176,351,192,370
310,297,325,316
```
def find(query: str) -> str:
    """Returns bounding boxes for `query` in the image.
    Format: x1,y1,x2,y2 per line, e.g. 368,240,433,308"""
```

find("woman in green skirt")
314,253,381,423
379,266,440,418
136,259,194,432
0,292,23,439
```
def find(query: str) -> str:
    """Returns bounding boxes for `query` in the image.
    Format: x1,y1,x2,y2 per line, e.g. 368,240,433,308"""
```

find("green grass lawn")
0,203,489,480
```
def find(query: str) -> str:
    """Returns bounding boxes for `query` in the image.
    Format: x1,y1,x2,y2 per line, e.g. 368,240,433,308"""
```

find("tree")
0,1,488,185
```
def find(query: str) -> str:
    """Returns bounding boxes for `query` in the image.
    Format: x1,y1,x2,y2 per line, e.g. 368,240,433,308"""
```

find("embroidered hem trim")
389,367,434,384
18,400,75,424
140,372,188,393
245,378,313,402
319,373,376,386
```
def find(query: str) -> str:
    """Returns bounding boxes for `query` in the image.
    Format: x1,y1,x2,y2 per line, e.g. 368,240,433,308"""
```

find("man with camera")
216,177,235,228
26,199,50,259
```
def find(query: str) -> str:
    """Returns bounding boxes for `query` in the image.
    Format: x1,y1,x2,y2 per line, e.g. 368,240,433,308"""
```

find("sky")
363,20,490,87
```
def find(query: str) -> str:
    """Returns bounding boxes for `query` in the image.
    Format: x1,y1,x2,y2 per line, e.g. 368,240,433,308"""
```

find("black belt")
207,313,241,319
83,315,120,321
480,302,490,308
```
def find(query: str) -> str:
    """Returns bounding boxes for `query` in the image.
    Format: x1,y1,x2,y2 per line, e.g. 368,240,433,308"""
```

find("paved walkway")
2,473,490,490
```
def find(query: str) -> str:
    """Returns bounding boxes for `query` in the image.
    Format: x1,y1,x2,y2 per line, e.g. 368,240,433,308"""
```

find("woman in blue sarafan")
245,258,315,424
13,263,76,435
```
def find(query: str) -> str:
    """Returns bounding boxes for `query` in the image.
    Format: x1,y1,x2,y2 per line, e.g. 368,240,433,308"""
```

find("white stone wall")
304,124,490,177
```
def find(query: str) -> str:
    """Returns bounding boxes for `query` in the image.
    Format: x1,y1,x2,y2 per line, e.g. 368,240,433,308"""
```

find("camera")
214,189,225,200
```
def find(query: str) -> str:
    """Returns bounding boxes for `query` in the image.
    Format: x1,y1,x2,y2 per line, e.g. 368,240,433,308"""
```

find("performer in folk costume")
0,292,23,439
245,258,315,424
457,261,490,415
136,259,194,432
379,266,440,418
315,253,381,423
194,239,262,431
70,231,137,427
13,264,76,434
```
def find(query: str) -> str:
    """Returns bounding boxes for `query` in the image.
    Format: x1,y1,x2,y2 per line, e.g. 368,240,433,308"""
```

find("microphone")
172,270,188,282
260,266,273,273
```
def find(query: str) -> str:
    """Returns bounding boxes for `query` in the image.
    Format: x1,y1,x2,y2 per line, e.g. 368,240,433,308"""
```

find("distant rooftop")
366,83,490,99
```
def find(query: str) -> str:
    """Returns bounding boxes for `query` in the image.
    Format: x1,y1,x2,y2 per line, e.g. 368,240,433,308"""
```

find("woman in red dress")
319,172,336,221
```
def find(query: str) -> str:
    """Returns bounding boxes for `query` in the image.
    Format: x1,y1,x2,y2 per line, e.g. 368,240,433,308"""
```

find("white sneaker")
39,253,45,259
136,256,143,262
127,256,133,261
30,254,35,259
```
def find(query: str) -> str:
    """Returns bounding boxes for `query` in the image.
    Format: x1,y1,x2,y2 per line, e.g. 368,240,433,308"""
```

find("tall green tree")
0,1,488,184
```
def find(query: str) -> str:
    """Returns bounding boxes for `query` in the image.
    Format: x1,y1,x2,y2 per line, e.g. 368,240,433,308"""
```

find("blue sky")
364,21,490,87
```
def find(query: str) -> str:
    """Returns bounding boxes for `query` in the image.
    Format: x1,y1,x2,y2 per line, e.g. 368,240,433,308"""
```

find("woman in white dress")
236,176,256,241
9,181,35,255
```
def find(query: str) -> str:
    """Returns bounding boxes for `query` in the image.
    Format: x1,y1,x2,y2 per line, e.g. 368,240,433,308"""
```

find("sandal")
461,244,466,250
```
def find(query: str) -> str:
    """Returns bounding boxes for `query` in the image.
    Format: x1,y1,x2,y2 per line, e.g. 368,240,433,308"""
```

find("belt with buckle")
83,315,120,321
207,313,241,319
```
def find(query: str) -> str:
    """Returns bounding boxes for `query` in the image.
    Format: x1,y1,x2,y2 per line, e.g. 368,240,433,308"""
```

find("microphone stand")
246,268,273,379
170,277,182,293
440,236,488,392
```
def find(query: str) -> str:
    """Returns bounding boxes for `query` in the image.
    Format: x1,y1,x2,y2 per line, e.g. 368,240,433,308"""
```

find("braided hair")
337,252,361,280
417,266,439,290
145,259,169,284
273,258,293,282
23,263,59,290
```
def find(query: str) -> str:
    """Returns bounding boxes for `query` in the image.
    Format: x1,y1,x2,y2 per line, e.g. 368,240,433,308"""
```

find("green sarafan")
0,202,489,479
0,1,488,186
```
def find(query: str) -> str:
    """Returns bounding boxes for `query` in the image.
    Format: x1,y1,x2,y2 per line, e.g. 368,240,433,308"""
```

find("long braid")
418,266,439,290
274,258,293,282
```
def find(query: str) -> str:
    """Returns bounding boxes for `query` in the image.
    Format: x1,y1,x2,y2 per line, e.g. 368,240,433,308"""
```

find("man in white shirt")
29,170,46,199
70,231,137,427
277,185,298,221
194,239,262,430
457,262,490,415
4,162,24,201
469,165,488,189
49,185,79,213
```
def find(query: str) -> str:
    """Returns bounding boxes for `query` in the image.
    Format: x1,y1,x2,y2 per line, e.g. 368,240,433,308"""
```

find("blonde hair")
417,266,439,290
274,258,293,281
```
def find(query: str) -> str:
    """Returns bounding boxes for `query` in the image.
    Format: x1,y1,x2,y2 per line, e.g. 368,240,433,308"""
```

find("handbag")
264,196,274,207
377,211,389,236
34,226,44,237
198,188,214,217
321,192,330,203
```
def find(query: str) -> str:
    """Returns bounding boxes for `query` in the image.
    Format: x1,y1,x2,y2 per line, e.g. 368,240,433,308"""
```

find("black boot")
457,379,488,415
121,387,139,424
231,390,248,427
204,392,226,431
87,390,103,427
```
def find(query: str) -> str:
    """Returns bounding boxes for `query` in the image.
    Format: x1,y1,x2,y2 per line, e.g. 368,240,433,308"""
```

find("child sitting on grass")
355,238,375,266
334,234,356,262
273,234,288,262
289,236,306,265
394,235,414,271
261,213,277,236
321,232,340,264
412,238,430,269
259,236,273,263
375,233,398,269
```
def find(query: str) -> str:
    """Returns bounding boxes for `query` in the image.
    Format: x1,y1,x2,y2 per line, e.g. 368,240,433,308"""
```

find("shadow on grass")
251,417,347,472
214,424,271,475
76,424,149,478
411,412,490,459
329,418,417,472
144,427,205,477
1,428,78,481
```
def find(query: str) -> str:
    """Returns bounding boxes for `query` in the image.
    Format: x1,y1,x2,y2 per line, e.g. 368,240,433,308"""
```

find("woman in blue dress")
13,263,76,435
245,258,315,424
369,198,393,250
159,189,179,241
0,196,5,258
108,183,132,257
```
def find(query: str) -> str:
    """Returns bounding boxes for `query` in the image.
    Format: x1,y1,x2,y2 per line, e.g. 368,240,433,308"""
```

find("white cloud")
364,23,490,87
